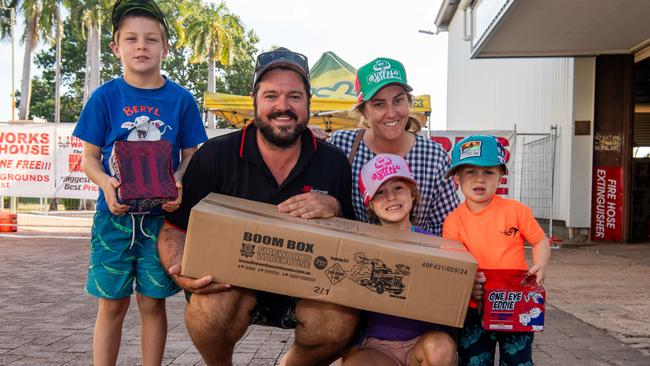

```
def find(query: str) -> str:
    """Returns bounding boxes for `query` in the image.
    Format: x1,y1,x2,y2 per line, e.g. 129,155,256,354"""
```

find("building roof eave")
434,0,460,31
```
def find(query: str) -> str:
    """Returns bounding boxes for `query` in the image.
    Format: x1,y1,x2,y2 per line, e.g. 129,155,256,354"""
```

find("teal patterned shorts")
86,211,180,299
458,308,534,366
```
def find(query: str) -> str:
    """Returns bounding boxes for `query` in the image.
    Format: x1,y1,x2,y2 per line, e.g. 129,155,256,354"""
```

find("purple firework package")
110,140,177,213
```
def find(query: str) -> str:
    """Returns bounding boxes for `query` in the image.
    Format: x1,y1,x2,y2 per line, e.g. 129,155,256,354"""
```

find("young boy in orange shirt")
442,135,551,366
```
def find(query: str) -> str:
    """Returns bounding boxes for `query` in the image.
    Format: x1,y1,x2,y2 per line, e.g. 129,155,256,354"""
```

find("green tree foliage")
177,1,246,127
28,0,258,123
0,0,17,41
30,18,119,121
163,45,208,106
215,29,258,96
30,19,82,121
13,0,64,120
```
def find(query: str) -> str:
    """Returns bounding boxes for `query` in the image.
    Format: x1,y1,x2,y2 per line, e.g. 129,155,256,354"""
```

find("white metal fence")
510,126,558,236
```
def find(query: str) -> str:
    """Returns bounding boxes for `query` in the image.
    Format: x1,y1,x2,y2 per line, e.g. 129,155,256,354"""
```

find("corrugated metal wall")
635,113,650,146
445,11,574,223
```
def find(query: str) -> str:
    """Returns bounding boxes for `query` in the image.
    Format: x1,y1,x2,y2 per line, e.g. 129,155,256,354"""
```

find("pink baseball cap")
359,153,417,206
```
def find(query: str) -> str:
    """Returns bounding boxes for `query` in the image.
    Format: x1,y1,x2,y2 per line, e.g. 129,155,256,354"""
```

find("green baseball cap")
355,57,413,103
111,0,170,40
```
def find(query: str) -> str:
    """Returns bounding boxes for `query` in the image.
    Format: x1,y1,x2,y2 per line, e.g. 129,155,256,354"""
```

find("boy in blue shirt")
72,0,207,364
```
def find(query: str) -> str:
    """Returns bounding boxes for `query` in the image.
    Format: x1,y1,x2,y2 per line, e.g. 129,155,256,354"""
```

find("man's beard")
255,109,308,148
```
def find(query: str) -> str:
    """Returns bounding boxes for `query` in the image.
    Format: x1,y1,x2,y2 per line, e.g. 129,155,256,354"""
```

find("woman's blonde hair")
352,93,422,134
366,180,422,223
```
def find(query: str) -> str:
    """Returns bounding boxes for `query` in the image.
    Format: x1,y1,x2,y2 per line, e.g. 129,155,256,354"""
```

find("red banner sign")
591,166,623,241
426,130,515,197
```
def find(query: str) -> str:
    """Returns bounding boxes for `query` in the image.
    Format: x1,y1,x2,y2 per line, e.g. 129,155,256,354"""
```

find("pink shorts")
359,336,420,366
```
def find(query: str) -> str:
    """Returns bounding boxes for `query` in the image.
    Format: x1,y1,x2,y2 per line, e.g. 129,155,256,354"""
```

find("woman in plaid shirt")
329,57,458,236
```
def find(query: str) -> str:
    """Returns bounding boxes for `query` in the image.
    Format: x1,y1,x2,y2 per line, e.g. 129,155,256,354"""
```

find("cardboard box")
481,269,545,332
182,193,477,327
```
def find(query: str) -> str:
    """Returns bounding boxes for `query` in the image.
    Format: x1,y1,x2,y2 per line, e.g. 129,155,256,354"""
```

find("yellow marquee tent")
203,52,431,131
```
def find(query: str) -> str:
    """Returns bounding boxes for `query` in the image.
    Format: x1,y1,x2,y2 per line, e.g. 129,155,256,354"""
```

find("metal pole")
54,7,61,125
2,3,17,212
1,3,16,122
10,5,14,123
549,125,557,237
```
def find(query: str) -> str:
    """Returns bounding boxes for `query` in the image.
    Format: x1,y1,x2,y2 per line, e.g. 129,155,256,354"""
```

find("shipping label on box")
482,269,545,332
182,193,478,328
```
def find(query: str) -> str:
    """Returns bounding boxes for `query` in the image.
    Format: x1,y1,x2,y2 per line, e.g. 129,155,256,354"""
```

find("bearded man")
158,48,358,366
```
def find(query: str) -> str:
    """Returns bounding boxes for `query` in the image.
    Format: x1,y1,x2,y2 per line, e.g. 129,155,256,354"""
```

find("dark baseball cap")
111,0,170,40
252,47,310,92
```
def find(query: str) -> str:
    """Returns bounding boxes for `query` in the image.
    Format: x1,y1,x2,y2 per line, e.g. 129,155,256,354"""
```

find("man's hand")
472,271,486,301
162,181,183,212
102,176,129,215
167,264,232,294
277,192,342,219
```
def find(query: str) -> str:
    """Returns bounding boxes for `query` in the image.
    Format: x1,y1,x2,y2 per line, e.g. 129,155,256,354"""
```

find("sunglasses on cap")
252,48,310,90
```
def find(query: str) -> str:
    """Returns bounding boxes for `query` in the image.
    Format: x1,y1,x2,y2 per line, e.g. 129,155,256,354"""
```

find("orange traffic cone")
0,212,17,232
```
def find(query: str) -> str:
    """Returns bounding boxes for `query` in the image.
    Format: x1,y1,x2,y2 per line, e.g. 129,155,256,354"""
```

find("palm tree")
178,1,243,127
66,0,111,104
40,0,61,123
0,1,17,120
12,0,60,120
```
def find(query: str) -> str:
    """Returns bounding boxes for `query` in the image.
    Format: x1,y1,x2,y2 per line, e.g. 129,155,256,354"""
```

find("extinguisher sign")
591,166,623,241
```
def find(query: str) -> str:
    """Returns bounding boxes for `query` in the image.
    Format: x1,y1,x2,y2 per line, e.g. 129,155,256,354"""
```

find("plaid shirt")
328,129,459,236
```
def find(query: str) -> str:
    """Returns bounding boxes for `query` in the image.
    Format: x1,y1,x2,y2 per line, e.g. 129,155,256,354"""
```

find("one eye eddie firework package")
182,193,478,327
481,269,545,332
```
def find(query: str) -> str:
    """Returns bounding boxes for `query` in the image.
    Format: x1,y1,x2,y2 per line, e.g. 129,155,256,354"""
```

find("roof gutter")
434,0,460,31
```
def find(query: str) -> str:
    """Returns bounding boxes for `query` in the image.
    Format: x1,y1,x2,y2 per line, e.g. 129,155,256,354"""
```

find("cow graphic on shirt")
121,115,172,141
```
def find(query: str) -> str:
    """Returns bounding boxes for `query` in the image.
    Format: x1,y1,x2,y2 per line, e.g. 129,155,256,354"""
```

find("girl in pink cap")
342,153,457,366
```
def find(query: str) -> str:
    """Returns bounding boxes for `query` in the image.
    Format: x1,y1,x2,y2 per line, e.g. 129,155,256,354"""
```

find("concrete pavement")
1,232,648,365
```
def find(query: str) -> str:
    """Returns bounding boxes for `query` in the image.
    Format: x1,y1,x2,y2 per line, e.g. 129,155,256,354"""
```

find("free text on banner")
0,124,99,199
0,124,56,196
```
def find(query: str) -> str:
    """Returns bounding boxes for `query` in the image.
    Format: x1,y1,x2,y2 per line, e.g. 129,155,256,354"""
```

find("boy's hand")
472,271,486,300
102,176,129,215
162,181,183,212
528,264,547,286
167,263,231,294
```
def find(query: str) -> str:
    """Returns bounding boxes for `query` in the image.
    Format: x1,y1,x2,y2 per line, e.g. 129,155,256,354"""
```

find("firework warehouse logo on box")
239,231,315,269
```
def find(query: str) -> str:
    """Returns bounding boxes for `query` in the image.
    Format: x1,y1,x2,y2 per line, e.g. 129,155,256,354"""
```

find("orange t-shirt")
443,195,545,271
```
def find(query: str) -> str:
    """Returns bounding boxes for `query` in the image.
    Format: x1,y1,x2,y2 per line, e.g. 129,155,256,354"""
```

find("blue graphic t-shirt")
73,77,208,211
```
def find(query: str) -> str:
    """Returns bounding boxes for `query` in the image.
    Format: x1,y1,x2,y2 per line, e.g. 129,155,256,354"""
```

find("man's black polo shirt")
166,123,354,231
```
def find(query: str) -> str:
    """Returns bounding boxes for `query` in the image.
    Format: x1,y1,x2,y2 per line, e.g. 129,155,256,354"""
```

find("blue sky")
0,0,448,128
